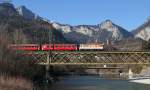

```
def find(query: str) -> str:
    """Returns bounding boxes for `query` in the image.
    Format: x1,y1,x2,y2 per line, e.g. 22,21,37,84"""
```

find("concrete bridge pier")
128,68,133,79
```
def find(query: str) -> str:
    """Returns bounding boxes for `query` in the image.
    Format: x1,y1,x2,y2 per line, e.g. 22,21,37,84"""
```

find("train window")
48,46,50,48
43,45,47,48
58,45,61,47
57,45,60,47
55,45,58,48
71,45,74,47
67,45,70,47
63,45,66,47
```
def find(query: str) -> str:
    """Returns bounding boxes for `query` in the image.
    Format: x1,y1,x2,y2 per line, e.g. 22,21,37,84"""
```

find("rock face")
52,20,133,43
52,23,96,43
16,6,42,20
133,18,150,41
99,20,132,40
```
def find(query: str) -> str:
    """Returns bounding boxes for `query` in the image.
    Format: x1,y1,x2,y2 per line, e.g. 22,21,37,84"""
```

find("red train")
8,44,78,51
8,43,104,51
8,44,40,51
41,44,77,51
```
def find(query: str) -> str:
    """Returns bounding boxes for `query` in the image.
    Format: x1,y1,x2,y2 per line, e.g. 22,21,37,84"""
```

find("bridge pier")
128,68,133,79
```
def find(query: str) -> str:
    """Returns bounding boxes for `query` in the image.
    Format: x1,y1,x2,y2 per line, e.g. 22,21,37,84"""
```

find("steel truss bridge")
17,51,150,65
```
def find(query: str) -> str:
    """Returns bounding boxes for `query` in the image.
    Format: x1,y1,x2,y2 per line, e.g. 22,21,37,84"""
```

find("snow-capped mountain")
52,20,133,43
133,18,150,41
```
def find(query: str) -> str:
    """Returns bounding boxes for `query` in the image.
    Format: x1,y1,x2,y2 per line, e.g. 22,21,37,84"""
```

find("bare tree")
0,24,10,61
13,29,27,44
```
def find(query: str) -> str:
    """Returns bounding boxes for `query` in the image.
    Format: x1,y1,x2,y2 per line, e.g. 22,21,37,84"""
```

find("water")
41,76,150,90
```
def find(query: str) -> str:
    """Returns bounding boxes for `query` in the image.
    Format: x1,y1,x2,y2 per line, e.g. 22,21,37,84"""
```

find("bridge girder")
17,51,150,65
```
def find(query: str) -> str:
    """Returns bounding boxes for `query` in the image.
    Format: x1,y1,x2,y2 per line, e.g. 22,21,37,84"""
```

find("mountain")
0,3,133,44
0,3,16,17
133,18,150,41
16,5,43,20
0,3,68,44
0,2,146,51
14,4,150,43
52,20,133,43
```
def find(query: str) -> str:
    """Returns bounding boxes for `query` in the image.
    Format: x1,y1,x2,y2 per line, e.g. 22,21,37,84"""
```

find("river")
39,75,150,90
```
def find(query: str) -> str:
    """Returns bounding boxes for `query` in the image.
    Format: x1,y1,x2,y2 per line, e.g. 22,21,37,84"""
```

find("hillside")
0,3,69,44
114,38,144,51
0,3,148,51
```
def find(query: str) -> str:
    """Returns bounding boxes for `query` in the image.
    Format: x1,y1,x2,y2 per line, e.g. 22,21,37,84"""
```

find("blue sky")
13,0,150,30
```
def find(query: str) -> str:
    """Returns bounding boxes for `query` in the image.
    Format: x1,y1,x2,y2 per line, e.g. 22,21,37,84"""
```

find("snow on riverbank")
129,78,150,84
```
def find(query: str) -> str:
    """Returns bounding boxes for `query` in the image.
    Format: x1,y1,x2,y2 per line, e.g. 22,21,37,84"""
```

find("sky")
12,0,150,30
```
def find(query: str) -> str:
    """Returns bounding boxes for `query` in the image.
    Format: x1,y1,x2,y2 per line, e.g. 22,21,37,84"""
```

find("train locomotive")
8,43,104,51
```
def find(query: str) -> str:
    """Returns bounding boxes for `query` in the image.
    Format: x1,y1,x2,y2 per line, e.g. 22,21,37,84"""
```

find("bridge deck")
17,51,150,65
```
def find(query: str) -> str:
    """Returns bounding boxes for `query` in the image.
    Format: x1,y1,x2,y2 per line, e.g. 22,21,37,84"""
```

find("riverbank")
129,78,150,84
0,75,33,90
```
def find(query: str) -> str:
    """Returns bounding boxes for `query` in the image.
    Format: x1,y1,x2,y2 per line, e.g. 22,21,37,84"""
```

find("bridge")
16,51,150,82
17,51,150,65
